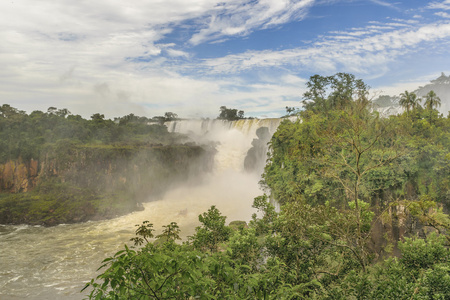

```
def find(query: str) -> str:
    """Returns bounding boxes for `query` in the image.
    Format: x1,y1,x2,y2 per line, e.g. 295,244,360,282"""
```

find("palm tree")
399,91,418,114
424,90,441,111
410,93,421,110
424,90,441,124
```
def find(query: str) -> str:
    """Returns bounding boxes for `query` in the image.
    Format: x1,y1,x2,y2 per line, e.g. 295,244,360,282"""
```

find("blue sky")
1,0,450,118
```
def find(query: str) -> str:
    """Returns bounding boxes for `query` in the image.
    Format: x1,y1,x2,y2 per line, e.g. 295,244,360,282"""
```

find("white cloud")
1,0,449,118
0,0,317,116
199,22,450,77
166,48,190,58
428,0,450,10
436,11,450,18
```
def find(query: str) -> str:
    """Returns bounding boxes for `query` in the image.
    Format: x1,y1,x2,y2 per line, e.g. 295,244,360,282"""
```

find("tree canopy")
217,106,245,121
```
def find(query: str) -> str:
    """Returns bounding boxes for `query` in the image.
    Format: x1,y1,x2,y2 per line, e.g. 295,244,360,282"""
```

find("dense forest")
0,107,214,225
85,73,449,299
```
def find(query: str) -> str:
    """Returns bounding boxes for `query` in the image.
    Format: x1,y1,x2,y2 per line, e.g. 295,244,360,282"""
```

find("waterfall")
0,118,286,300
165,118,282,172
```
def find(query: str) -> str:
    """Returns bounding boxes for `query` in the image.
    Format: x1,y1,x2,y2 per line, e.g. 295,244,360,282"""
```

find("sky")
1,0,450,119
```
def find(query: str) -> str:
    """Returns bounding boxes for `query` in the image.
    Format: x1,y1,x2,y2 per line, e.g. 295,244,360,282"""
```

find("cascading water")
0,118,282,300
165,118,281,172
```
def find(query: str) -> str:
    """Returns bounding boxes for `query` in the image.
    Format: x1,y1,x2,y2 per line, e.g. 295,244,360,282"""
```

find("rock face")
0,144,214,196
369,204,447,259
0,143,215,225
244,127,271,174
0,159,39,192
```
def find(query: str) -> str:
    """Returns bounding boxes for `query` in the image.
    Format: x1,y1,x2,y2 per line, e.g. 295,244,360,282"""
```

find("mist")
122,170,262,238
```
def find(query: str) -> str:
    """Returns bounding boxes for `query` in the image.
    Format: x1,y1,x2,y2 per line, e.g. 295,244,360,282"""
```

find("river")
0,118,282,299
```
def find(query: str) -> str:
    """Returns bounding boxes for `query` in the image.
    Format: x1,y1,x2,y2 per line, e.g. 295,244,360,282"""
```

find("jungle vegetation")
85,73,450,299
0,107,212,225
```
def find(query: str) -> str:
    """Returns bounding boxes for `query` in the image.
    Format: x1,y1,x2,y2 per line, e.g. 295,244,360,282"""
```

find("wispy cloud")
189,0,315,45
200,21,450,77
369,0,400,10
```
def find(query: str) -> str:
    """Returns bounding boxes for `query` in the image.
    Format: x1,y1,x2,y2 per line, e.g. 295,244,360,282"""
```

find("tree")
265,74,411,273
164,112,178,121
302,73,369,112
47,107,58,115
90,113,105,122
156,222,181,242
130,220,154,246
424,90,441,111
399,90,419,114
285,106,296,115
423,90,442,124
191,205,232,252
218,106,244,121
56,108,71,118
0,104,24,118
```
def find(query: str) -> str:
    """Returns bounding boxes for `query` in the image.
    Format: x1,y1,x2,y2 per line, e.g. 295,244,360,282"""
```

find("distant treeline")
0,105,180,163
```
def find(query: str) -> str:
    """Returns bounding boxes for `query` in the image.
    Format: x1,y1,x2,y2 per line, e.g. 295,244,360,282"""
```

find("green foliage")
228,227,261,271
258,73,450,296
399,90,420,114
131,221,155,246
302,73,369,112
0,180,138,225
405,197,450,243
191,205,232,252
80,73,449,299
228,220,247,231
399,233,449,270
85,203,450,299
218,106,245,121
263,101,408,209
319,234,450,299
264,73,449,227
424,90,441,111
155,222,181,243
84,218,288,299
250,194,277,235
84,243,211,299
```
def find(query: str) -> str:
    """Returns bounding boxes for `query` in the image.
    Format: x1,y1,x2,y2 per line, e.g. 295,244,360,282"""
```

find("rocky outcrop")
244,127,271,174
369,203,447,260
0,143,216,225
0,159,39,192
0,144,214,196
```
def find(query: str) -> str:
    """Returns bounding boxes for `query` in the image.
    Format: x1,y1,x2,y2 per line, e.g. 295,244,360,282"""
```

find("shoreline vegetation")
83,73,449,299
